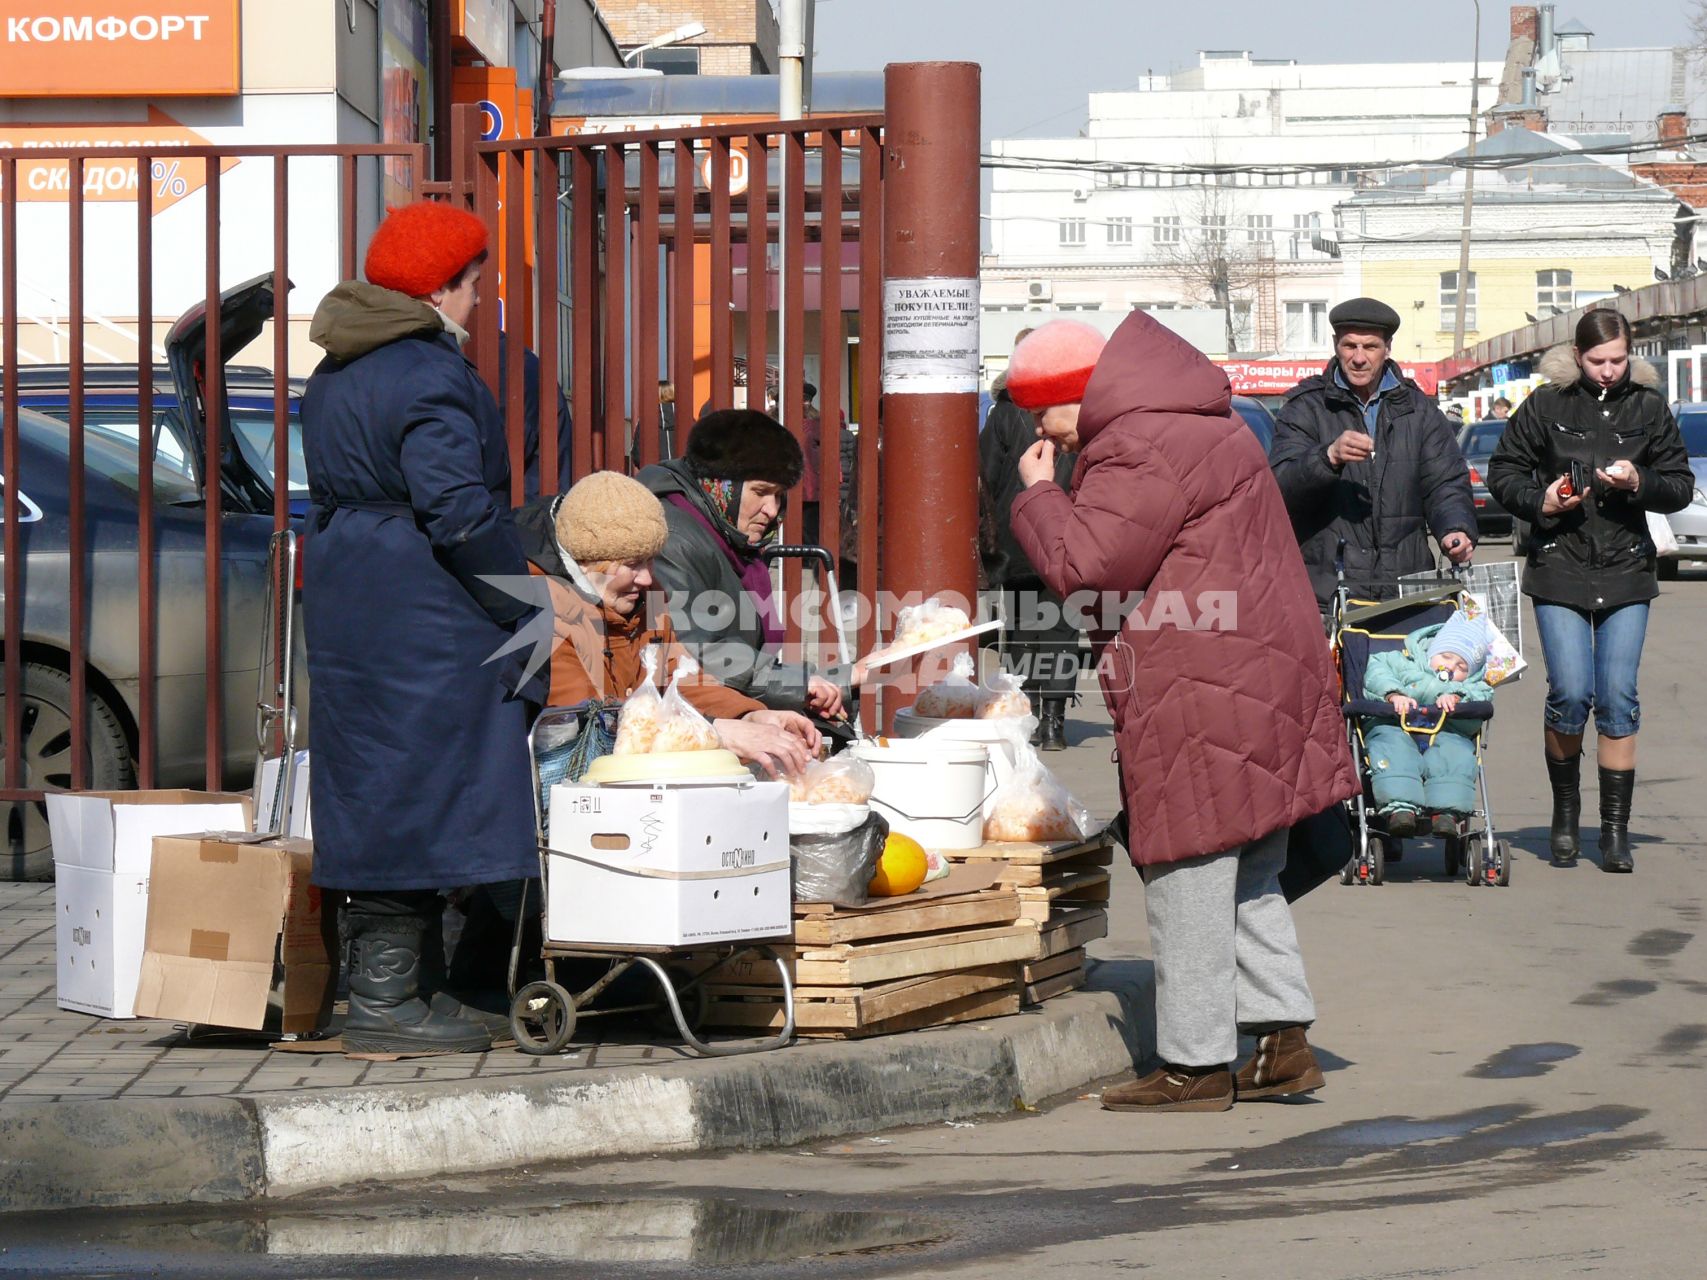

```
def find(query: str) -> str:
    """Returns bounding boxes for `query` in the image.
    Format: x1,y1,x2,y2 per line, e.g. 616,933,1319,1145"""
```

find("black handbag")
1280,803,1354,903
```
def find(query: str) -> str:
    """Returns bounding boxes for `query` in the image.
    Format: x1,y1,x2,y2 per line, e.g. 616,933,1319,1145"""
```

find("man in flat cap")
1270,296,1476,612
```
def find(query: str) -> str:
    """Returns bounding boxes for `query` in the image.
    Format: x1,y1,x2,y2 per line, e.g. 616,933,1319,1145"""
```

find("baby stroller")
1331,579,1511,888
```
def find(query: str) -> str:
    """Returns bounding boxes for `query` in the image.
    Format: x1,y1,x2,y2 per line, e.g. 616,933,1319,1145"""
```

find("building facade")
594,1,778,76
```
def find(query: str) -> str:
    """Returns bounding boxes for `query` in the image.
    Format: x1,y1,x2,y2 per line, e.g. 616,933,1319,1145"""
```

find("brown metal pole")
204,164,225,789
536,147,562,493
68,160,88,789
570,145,597,479
878,62,981,727
855,125,882,734
430,0,454,182
135,157,157,788
1,161,19,796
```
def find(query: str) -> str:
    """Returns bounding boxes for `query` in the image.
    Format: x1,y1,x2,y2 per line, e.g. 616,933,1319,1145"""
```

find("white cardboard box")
255,751,312,838
546,781,791,948
47,790,252,1019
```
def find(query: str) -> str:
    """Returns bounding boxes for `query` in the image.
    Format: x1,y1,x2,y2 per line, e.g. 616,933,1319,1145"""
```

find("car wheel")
0,663,135,881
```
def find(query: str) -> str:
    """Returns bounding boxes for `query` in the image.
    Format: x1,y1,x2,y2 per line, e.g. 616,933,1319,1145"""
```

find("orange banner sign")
0,108,239,212
0,2,240,97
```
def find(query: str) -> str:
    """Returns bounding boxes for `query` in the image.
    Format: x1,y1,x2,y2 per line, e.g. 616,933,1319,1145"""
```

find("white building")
982,49,1488,373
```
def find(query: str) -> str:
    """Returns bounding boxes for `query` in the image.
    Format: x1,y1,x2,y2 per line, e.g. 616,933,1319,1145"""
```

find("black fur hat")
684,409,805,488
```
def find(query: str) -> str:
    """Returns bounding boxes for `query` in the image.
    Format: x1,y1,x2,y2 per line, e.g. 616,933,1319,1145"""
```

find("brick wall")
595,0,775,72
1509,5,1538,44
1634,162,1707,208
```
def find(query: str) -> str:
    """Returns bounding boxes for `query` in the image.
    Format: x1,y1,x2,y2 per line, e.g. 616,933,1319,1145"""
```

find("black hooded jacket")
1270,358,1477,607
1487,346,1694,611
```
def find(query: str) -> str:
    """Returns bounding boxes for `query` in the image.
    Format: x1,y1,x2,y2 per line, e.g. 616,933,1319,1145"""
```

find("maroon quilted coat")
1012,311,1357,868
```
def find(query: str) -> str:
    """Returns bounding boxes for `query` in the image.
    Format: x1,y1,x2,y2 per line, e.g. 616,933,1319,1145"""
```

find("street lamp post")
1452,0,1482,356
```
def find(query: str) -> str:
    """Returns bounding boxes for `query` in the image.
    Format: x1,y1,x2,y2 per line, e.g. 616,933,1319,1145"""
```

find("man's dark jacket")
1270,359,1477,606
979,388,1076,588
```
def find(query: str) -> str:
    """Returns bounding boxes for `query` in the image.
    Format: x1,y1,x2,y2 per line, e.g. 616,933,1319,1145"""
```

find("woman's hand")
1387,693,1418,717
1596,459,1641,494
714,714,817,778
1018,440,1058,489
1540,475,1585,518
1435,692,1461,713
805,675,845,719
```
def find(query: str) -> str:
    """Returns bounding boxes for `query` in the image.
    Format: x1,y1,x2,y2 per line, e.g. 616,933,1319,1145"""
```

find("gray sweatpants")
1139,826,1316,1068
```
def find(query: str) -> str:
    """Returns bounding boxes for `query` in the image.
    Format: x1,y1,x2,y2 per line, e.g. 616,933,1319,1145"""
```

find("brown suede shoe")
1101,1066,1234,1113
1235,1025,1326,1100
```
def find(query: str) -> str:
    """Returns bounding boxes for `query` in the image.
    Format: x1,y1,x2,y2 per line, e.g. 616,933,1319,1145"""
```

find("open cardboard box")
133,832,336,1035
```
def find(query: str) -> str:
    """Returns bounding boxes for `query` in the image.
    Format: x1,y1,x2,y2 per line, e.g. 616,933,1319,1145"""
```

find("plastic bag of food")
914,652,982,720
976,669,1033,721
612,648,665,755
653,655,722,753
792,811,891,907
787,754,877,805
984,734,1093,844
892,596,971,651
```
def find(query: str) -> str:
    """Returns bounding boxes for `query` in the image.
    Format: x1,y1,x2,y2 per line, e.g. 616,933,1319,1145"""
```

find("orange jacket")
535,566,764,719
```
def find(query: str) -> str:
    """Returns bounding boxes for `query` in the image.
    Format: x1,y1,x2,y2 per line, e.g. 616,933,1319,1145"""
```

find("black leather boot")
419,894,514,1040
344,912,494,1055
1039,698,1068,752
1546,752,1582,866
1598,766,1635,874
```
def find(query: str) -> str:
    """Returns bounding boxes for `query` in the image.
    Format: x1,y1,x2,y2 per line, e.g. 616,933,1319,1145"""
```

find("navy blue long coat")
301,283,541,891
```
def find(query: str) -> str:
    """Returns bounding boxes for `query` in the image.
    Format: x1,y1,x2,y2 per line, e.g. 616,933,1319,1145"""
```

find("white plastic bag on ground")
984,727,1093,844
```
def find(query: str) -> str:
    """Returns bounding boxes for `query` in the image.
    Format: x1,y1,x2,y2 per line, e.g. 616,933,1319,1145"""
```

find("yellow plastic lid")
584,749,751,786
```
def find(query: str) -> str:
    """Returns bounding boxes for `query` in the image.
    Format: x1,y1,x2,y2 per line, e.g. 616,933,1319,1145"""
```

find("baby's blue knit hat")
1426,612,1490,674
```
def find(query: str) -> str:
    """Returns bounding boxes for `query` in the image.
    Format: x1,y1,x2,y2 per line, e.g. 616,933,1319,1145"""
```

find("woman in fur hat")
640,410,859,722
1488,309,1694,873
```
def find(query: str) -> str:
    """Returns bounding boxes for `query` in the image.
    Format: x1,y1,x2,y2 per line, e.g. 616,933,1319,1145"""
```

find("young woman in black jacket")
1488,309,1694,873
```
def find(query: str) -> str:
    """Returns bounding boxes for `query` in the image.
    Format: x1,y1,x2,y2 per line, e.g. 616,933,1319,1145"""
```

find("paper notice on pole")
882,277,981,394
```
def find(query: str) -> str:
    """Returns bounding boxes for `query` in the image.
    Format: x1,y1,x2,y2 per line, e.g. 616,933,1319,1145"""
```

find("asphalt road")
4,557,1705,1279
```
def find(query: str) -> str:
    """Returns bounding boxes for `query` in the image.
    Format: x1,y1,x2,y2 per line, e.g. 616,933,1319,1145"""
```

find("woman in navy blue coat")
302,201,540,1055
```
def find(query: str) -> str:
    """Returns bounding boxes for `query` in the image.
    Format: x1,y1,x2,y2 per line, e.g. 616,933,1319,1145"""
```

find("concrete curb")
0,962,1152,1212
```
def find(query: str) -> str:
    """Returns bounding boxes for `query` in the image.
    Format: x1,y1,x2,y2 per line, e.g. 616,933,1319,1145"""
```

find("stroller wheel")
1495,839,1513,887
1443,835,1462,879
511,980,577,1056
1368,838,1386,886
1464,843,1483,887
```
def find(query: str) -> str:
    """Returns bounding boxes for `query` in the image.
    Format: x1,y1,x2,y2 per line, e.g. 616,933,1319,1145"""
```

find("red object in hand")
1557,472,1575,499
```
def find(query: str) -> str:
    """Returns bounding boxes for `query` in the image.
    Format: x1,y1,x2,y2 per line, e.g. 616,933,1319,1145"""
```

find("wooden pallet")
1029,903,1109,959
793,922,1041,986
1020,947,1086,1005
1015,867,1112,924
792,875,1018,947
705,964,1018,1035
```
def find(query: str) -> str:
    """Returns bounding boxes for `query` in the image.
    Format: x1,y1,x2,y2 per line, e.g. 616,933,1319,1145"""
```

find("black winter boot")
1598,766,1635,874
344,912,494,1055
418,895,513,1040
1546,752,1582,866
1039,698,1068,752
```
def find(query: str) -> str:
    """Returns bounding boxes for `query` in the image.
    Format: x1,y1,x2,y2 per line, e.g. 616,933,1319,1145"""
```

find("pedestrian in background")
980,327,1082,750
1487,309,1694,873
1270,298,1477,612
302,200,540,1056
1010,313,1357,1112
1491,396,1513,421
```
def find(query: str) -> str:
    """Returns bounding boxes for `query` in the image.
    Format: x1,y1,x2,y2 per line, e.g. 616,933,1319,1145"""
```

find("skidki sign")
0,3,241,97
0,108,238,213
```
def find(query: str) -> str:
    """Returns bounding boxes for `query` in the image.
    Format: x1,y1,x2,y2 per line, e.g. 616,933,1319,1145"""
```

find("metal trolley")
506,705,798,1057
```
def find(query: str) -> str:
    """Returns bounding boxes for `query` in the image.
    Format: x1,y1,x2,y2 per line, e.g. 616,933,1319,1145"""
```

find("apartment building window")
1153,215,1181,245
1440,270,1477,330
1246,214,1273,244
1288,213,1321,260
640,46,701,75
1231,301,1254,351
1107,217,1134,247
1284,300,1329,350
1202,216,1228,247
1537,268,1574,316
1059,218,1087,247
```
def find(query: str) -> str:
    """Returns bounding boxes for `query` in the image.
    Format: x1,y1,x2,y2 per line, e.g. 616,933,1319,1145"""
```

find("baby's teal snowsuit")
1361,622,1494,818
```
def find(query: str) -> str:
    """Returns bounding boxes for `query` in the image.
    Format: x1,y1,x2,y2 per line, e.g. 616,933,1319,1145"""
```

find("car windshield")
17,408,203,504
1231,400,1275,453
1678,410,1707,458
227,403,308,497
1461,421,1504,460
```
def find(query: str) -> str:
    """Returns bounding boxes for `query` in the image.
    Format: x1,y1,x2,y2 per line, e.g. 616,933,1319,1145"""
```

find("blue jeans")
1533,601,1649,737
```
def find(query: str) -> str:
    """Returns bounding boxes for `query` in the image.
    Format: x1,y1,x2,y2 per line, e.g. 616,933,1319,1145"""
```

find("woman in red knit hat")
301,200,539,1055
1009,314,1358,1113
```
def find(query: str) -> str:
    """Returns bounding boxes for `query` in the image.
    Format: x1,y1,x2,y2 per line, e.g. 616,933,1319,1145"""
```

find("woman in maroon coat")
1009,315,1358,1112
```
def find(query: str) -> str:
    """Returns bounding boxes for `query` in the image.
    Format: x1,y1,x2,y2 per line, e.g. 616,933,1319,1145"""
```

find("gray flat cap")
1329,297,1402,337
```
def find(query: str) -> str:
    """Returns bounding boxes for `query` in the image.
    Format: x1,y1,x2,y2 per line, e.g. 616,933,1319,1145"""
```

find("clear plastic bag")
984,730,1093,844
653,655,722,753
892,596,970,650
612,648,665,755
787,754,877,805
914,652,982,720
976,669,1032,721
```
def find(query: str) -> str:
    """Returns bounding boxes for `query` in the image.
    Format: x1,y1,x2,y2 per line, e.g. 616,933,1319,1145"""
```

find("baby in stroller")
1361,611,1494,837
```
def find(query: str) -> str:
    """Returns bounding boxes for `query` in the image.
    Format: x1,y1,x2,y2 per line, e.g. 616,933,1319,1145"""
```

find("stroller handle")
763,543,834,572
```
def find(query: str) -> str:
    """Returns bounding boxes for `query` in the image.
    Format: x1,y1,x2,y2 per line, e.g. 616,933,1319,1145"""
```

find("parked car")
1659,404,1707,580
0,407,277,880
1457,419,1513,539
1232,395,1276,454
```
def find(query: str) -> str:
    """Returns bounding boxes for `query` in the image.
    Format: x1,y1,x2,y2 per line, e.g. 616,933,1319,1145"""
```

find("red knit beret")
363,201,489,298
1005,319,1108,411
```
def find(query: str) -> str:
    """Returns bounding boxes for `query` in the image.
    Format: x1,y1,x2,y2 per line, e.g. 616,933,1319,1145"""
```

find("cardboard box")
255,750,312,838
547,781,792,947
47,790,253,1019
133,833,336,1034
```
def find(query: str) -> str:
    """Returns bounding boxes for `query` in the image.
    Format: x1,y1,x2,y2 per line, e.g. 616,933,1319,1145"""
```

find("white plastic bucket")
849,740,991,849
891,708,1024,816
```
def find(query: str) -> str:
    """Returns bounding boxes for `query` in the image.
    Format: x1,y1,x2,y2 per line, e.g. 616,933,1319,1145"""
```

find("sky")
811,0,1697,147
